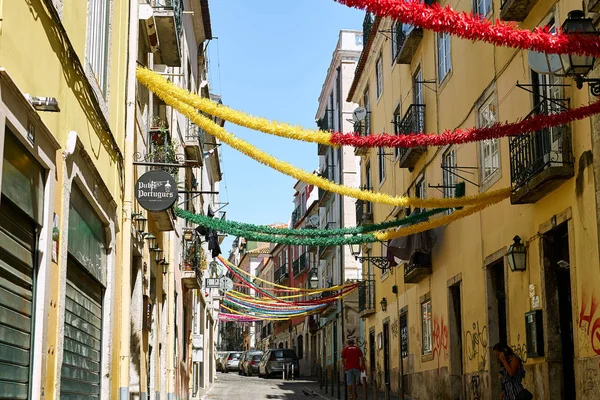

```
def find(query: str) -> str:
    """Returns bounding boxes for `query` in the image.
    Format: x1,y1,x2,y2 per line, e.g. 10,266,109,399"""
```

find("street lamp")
506,236,527,272
132,213,147,233
308,268,319,290
161,260,170,275
145,233,157,249
349,243,390,270
380,297,388,312
153,247,163,263
560,10,600,95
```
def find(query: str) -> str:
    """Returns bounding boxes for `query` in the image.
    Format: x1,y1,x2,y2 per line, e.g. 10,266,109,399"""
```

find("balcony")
355,198,373,226
291,205,302,227
320,287,338,316
394,25,424,65
318,164,334,203
181,240,201,289
358,279,376,318
319,222,337,259
353,114,371,156
500,0,540,21
404,253,432,284
509,100,574,204
317,110,334,156
275,263,289,284
292,253,309,276
183,129,203,167
151,0,184,67
397,104,426,170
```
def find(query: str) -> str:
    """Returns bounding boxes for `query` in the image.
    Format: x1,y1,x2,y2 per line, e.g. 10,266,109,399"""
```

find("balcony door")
413,67,424,133
532,71,565,164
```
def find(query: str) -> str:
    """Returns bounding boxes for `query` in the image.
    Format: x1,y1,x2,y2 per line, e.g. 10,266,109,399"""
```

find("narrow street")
203,372,326,400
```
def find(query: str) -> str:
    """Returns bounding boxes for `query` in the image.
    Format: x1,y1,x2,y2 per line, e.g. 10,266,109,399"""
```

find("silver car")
223,351,242,373
258,349,300,378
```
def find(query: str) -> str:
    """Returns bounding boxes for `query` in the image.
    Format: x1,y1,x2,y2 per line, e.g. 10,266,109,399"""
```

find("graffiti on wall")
433,316,448,370
513,334,528,363
465,321,488,371
391,318,400,339
583,366,600,398
579,289,600,357
469,374,482,400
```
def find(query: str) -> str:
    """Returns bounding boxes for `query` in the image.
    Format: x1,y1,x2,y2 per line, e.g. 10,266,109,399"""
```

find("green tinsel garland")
175,207,447,246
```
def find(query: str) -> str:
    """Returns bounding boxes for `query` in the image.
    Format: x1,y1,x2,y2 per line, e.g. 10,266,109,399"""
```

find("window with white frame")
393,105,402,159
365,162,373,213
378,147,386,184
442,148,456,199
437,32,451,82
474,0,492,16
479,96,500,182
376,55,384,99
422,299,433,355
87,0,111,95
414,175,426,214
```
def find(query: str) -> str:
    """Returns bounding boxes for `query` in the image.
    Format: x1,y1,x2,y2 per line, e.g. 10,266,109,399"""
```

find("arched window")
297,335,304,359
278,342,284,349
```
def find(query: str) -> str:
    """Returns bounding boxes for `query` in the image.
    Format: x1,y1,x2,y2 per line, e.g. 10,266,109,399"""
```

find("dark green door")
0,199,36,399
60,259,102,400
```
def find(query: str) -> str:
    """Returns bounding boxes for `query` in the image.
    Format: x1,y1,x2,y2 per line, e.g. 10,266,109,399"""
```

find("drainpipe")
167,237,176,400
120,1,139,399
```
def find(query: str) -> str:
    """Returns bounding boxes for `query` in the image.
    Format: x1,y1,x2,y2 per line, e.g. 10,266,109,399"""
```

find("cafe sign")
135,170,178,212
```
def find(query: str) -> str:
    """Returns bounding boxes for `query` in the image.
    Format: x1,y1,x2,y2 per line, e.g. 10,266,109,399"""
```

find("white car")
223,351,242,373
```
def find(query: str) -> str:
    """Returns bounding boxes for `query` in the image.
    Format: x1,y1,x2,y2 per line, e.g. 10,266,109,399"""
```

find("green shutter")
68,186,106,284
0,199,36,399
60,259,102,400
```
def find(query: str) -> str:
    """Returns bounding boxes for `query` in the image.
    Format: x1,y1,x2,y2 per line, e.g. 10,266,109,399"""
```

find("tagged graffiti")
433,316,449,362
579,289,600,356
513,334,528,363
470,374,482,400
391,318,400,339
465,321,488,371
583,367,600,397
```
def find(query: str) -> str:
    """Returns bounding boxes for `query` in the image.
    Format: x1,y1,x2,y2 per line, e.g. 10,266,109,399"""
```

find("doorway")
486,258,507,399
369,329,376,386
448,282,463,399
542,222,575,398
383,322,390,393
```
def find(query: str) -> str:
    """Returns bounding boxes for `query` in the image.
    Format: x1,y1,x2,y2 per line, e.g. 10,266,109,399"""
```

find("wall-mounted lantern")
380,297,388,312
506,236,526,272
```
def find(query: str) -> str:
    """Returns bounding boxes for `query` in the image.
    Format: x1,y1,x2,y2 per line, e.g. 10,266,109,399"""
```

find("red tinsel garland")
335,0,600,57
331,99,600,148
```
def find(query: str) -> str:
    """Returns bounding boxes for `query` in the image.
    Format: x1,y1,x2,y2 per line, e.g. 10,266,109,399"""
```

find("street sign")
135,170,178,212
219,277,233,292
205,278,220,288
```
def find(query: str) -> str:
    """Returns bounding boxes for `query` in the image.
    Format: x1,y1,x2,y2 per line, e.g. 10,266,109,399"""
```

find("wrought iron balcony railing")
292,253,309,276
396,104,426,169
358,279,375,316
291,205,302,227
275,263,289,284
355,197,373,226
500,0,540,22
509,98,574,203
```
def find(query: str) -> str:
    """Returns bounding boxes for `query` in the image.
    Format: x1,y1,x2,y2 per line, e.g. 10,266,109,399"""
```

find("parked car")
216,351,229,372
258,349,300,378
238,351,249,375
223,351,243,373
241,350,264,376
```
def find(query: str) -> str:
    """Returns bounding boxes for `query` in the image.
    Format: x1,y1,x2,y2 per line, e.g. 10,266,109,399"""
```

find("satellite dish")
529,51,562,75
352,107,367,122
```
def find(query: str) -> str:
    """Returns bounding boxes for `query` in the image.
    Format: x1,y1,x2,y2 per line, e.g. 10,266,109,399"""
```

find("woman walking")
493,343,532,400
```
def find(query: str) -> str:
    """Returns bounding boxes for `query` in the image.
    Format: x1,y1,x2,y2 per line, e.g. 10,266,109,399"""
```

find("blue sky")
208,1,363,255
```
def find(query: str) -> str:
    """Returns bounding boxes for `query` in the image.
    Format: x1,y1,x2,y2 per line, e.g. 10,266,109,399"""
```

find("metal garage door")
0,199,36,399
60,259,102,400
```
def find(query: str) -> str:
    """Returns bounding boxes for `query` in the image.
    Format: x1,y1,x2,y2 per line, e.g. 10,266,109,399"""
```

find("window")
479,96,499,182
442,148,456,199
393,105,402,159
378,147,386,184
297,335,304,359
356,34,363,46
421,300,433,355
474,0,492,16
88,0,110,95
391,22,399,63
376,55,384,99
413,67,424,132
400,312,408,358
365,163,372,214
414,175,426,214
437,32,451,82
363,90,371,134
380,242,389,276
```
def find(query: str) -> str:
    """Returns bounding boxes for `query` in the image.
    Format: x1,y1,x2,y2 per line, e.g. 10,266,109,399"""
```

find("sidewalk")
301,378,397,400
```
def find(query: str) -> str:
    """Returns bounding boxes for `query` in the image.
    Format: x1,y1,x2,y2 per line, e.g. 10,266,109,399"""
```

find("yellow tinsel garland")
137,68,333,146
138,70,512,209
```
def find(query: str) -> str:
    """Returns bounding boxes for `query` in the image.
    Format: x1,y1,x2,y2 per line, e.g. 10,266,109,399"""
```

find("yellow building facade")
0,0,130,399
350,1,600,399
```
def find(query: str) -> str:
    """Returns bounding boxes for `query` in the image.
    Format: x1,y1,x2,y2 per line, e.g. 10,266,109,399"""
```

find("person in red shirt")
341,338,365,400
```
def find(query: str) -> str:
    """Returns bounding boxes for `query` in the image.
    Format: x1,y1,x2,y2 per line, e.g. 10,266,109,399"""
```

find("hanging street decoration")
136,70,512,209
137,68,600,150
135,169,178,212
334,0,600,57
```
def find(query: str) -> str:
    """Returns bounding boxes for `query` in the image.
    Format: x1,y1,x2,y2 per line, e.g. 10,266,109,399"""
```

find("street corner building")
341,1,600,400
0,1,222,399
